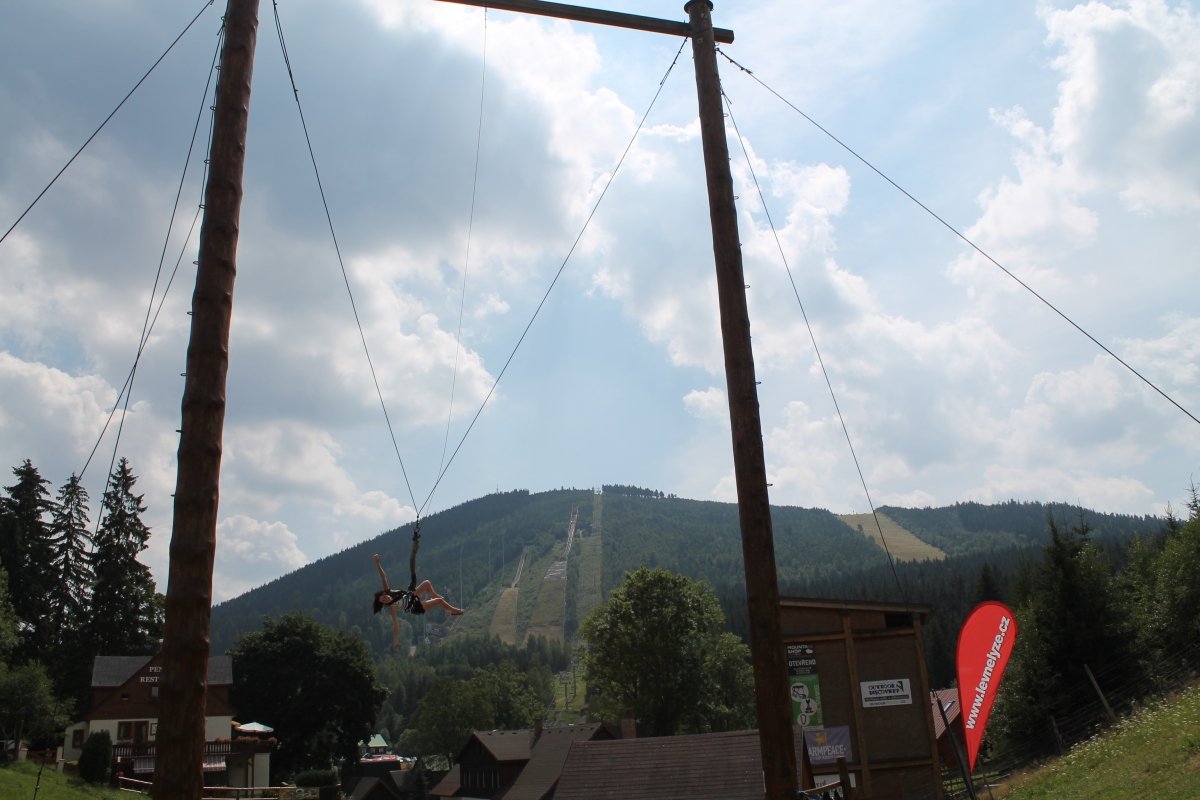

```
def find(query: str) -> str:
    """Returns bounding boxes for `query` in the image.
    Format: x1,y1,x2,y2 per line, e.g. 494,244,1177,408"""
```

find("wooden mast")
685,2,798,796
152,1,260,797
436,1,799,796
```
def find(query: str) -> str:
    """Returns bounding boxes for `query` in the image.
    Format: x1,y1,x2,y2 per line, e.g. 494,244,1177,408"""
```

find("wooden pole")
152,1,259,798
1083,663,1118,724
937,698,979,800
685,3,797,797
432,0,734,44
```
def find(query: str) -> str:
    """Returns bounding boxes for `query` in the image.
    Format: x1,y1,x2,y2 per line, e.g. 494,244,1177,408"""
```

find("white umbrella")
235,722,274,734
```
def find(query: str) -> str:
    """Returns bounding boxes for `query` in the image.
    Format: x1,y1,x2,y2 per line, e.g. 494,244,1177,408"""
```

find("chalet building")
62,654,271,787
931,688,967,772
430,721,613,800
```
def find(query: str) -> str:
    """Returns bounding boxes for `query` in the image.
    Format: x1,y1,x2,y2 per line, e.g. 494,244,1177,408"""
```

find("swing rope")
271,0,422,512
723,87,906,602
416,37,690,517
435,9,491,504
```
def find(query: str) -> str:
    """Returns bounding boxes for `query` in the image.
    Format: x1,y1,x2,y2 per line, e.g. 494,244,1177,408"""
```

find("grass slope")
488,587,519,645
838,511,946,562
0,761,124,799
995,684,1200,799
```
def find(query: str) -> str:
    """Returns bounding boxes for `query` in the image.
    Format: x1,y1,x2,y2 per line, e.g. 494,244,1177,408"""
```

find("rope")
80,23,225,498
271,0,420,512
1,0,217,246
408,520,421,592
720,90,902,597
717,48,1200,430
435,8,491,509
416,38,690,516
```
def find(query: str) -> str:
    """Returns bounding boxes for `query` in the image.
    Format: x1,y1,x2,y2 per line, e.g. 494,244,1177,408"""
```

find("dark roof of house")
555,729,809,800
429,764,460,797
475,729,535,763
91,655,233,687
931,688,961,739
499,723,607,800
348,776,404,800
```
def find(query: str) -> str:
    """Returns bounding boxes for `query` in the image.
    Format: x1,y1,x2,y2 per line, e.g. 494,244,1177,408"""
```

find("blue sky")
2,0,1197,601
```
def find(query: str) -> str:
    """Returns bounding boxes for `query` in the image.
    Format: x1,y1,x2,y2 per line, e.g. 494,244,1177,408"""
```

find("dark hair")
373,590,388,614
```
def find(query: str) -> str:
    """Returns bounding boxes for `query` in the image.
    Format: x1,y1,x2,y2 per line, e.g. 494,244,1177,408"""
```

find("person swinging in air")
373,526,462,651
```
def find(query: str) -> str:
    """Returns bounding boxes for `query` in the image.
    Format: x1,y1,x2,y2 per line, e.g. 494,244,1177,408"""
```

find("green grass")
838,512,947,561
994,684,1200,799
0,760,125,799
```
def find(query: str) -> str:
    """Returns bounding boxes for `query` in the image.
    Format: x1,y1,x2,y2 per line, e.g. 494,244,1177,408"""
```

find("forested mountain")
210,486,1166,684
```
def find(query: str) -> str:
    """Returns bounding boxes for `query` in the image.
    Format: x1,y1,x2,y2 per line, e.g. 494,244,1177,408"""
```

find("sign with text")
787,643,823,727
803,726,853,765
956,601,1018,772
860,678,912,707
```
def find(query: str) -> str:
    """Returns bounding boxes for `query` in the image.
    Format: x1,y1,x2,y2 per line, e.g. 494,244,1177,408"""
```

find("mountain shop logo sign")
859,678,912,707
956,601,1018,772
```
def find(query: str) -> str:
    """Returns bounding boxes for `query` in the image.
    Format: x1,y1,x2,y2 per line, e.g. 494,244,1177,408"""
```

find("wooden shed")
780,596,942,800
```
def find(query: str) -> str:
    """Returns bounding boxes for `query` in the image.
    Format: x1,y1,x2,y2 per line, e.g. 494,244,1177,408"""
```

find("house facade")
62,653,269,785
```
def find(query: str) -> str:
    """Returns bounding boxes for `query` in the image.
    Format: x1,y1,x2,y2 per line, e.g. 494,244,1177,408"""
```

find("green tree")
2,460,57,657
78,729,113,784
230,613,386,780
0,660,66,752
470,660,544,730
89,458,161,655
48,473,93,638
580,567,754,736
991,515,1139,756
401,677,494,763
0,568,19,661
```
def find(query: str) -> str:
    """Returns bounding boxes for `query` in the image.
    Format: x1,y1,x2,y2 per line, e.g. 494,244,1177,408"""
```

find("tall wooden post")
685,2,798,797
152,1,259,798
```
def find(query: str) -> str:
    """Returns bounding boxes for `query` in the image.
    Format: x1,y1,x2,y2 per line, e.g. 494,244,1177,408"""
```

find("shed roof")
555,729,808,800
499,723,607,800
429,764,460,797
475,729,534,763
91,655,233,687
931,688,961,740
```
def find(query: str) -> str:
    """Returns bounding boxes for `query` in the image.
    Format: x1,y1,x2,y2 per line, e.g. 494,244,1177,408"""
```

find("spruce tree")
89,458,160,656
2,459,58,657
49,474,94,639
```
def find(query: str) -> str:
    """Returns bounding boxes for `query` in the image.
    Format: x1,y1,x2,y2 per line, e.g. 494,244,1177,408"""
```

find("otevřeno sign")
956,601,1018,772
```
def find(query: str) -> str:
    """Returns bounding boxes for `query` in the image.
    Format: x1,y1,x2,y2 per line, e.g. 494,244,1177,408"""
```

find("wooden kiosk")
780,597,943,800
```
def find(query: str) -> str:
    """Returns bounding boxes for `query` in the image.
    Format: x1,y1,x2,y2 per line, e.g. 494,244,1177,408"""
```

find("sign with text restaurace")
787,643,823,727
859,678,913,708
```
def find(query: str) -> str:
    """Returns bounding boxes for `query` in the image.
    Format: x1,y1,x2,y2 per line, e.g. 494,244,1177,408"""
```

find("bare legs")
414,579,464,615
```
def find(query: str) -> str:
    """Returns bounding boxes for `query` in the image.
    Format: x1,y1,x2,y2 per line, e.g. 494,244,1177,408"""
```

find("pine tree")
49,473,93,640
2,459,58,657
89,458,161,656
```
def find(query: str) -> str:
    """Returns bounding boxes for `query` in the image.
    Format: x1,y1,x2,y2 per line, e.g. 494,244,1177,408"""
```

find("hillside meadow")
992,683,1200,799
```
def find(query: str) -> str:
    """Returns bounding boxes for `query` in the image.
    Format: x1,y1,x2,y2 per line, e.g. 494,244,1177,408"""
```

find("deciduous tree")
402,677,494,763
230,613,386,780
580,567,753,736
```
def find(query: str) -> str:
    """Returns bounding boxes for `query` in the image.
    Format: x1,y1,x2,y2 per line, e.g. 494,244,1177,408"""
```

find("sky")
2,0,1197,602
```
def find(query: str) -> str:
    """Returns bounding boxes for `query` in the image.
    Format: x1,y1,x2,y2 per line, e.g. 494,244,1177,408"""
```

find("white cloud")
214,515,309,602
683,386,727,420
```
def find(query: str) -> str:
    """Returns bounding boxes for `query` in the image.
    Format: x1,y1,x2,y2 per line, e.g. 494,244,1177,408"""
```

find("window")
118,722,133,741
72,730,84,748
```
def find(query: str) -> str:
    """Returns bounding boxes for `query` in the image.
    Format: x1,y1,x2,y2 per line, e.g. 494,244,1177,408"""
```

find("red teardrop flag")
956,601,1018,772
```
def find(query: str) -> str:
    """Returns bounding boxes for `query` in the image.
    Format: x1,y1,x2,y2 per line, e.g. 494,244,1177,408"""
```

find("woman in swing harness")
373,531,462,651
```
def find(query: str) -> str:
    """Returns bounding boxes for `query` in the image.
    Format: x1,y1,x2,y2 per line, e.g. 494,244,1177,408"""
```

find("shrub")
295,767,339,787
78,730,112,784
